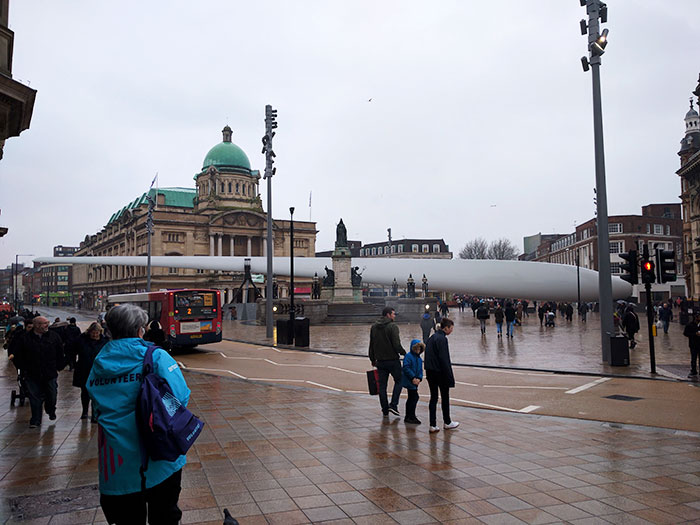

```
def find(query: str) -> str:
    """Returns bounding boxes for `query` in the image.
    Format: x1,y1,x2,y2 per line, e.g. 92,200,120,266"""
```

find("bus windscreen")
174,291,217,321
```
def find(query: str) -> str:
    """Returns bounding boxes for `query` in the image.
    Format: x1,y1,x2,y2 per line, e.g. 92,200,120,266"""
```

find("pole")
576,251,581,309
645,282,656,374
146,192,155,292
289,207,295,343
585,0,614,362
13,254,17,312
263,105,278,339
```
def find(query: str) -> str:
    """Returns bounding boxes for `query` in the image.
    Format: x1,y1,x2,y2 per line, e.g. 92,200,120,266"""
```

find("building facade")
72,126,317,309
678,74,700,300
529,204,685,302
316,239,452,259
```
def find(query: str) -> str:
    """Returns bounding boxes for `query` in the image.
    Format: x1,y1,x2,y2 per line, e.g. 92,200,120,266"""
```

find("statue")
312,272,321,299
351,266,363,287
322,265,335,287
335,219,348,248
407,274,416,299
391,278,398,296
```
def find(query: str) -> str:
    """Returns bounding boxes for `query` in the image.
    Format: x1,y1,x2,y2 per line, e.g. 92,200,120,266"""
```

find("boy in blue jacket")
402,339,424,425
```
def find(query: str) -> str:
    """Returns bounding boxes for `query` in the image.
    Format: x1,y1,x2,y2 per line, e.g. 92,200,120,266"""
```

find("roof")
107,187,196,225
201,141,251,172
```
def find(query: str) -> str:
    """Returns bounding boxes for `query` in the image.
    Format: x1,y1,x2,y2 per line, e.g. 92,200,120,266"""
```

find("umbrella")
7,315,25,325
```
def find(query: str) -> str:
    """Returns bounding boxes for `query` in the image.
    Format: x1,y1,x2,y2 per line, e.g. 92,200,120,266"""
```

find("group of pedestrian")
369,307,459,433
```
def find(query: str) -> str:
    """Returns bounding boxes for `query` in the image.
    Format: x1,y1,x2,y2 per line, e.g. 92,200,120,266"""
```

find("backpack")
136,343,203,486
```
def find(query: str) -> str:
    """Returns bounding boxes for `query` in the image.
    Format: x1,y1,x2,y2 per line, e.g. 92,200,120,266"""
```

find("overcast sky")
1,1,699,269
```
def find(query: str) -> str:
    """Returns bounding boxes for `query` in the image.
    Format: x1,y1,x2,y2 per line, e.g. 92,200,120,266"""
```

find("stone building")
528,204,685,303
72,126,317,309
678,74,700,300
316,239,452,259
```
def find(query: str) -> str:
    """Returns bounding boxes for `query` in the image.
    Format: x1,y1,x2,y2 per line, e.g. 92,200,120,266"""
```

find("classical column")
217,234,223,257
230,236,234,257
209,235,214,256
247,236,252,257
262,237,267,257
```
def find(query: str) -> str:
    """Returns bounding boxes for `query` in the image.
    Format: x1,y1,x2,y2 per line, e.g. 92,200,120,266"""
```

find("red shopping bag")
366,369,380,396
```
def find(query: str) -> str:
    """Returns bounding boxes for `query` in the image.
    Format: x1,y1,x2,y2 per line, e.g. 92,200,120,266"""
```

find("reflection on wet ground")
224,311,694,379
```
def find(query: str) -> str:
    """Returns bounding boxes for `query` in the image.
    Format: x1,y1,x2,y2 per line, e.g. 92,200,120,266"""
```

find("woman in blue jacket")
87,304,191,525
402,339,424,425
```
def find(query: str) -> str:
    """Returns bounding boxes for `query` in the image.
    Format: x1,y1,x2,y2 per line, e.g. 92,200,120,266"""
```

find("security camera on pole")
579,0,614,363
262,105,277,339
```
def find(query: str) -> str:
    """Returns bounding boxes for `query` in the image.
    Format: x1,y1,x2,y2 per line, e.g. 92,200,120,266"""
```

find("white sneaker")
429,426,440,433
444,421,460,430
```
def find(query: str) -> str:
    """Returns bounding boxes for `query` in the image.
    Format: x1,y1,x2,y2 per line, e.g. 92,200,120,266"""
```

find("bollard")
652,323,657,337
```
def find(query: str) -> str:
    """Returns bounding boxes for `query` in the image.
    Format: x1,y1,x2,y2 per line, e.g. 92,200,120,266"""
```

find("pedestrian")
144,320,166,349
471,300,479,318
493,303,504,337
64,317,81,371
565,303,574,322
504,301,516,338
622,306,640,349
476,301,490,335
72,322,107,421
87,304,191,525
682,312,700,380
368,307,406,417
515,302,523,326
579,302,589,322
420,311,436,344
658,303,673,334
12,316,65,428
402,339,424,425
439,301,449,318
538,304,545,326
424,318,459,433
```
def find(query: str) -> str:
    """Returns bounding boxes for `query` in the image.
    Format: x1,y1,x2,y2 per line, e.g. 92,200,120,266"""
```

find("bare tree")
459,238,489,259
487,238,519,260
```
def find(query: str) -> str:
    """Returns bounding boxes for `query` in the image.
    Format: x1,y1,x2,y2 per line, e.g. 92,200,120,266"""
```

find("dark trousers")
80,386,91,416
376,359,402,414
405,389,419,419
25,377,57,425
100,469,182,525
691,346,699,374
426,370,451,427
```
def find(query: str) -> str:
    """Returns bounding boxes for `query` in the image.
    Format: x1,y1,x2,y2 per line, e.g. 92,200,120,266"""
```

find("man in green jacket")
369,307,406,417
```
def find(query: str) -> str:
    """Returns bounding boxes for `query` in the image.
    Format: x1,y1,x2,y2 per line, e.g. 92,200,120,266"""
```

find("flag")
309,191,312,207
149,172,158,189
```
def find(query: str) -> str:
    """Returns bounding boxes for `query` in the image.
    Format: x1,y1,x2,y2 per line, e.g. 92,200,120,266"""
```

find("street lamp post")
289,207,295,343
146,192,155,292
580,0,614,362
576,250,581,308
263,105,278,339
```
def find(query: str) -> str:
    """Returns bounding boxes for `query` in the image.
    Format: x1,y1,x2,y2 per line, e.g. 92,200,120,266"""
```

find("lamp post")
146,192,155,292
576,249,581,308
580,0,614,362
13,254,33,312
289,207,295,342
263,105,278,339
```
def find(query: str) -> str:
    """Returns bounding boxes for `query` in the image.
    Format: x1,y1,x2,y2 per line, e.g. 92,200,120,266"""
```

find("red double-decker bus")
107,289,222,348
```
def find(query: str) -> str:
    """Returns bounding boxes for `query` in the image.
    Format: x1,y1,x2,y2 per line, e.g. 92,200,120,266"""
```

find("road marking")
456,381,480,387
177,361,186,368
565,377,610,394
328,366,364,375
452,397,520,412
249,378,305,383
185,366,248,380
306,381,342,392
519,405,541,413
482,385,569,390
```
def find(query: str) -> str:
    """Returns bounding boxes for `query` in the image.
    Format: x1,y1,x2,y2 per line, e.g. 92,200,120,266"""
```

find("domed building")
72,126,317,309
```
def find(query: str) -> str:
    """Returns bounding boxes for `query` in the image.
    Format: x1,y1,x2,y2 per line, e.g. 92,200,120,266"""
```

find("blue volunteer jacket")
401,350,423,390
86,337,191,495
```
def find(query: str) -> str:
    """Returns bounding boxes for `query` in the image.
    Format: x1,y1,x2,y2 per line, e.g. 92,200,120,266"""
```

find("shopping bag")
366,369,380,396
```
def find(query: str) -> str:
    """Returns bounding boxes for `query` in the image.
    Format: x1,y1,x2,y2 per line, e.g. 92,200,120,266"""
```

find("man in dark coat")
368,307,406,417
424,318,458,433
13,316,65,428
64,317,81,371
682,313,700,379
622,306,640,349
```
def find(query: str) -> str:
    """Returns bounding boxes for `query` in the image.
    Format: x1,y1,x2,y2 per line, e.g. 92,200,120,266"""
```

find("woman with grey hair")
87,304,191,525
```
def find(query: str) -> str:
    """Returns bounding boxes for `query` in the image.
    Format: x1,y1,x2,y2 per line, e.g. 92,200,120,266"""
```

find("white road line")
463,367,558,377
565,377,610,394
306,381,342,392
186,366,248,380
346,390,367,394
249,378,305,383
482,385,569,390
227,370,247,380
519,405,541,413
328,366,364,375
177,361,186,368
452,397,520,412
263,359,327,368
456,381,480,387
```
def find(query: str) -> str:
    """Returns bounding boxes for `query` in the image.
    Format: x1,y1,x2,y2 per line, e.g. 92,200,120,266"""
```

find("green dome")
201,126,251,172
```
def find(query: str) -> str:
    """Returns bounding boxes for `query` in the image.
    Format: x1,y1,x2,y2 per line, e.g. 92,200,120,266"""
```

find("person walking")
493,304,504,337
622,306,640,349
504,302,516,338
424,318,459,433
439,301,449,319
64,317,82,371
538,304,545,326
401,339,424,425
565,303,574,322
368,307,406,417
476,301,490,335
682,312,700,380
420,311,436,344
515,302,523,326
87,304,191,525
72,322,107,421
659,303,673,334
579,302,589,322
12,316,65,428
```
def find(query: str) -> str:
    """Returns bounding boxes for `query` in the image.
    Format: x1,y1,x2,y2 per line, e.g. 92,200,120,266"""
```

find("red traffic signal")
641,259,655,285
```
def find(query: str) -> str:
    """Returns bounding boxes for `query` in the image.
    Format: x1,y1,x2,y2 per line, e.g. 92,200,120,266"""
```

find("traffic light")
655,249,677,283
619,249,638,285
641,258,656,285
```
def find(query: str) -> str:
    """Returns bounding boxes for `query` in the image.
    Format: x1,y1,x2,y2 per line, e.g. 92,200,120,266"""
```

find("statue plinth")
330,252,355,303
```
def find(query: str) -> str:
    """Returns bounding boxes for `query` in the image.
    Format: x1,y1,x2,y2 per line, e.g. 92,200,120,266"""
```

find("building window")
236,182,239,193
398,244,404,253
608,223,622,234
228,182,232,193
391,245,396,254
371,247,376,255
167,233,180,242
169,267,178,275
422,244,429,253
665,225,670,236
433,244,440,253
359,249,364,256
610,262,621,274
609,241,623,254
412,244,419,253
653,224,663,235
646,224,651,234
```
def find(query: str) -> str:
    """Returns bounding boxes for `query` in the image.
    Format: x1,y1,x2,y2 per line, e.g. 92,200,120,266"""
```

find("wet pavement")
224,311,695,380
1,360,700,524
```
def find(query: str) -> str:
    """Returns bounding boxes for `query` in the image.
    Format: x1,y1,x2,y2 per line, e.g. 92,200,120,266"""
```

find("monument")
322,219,362,303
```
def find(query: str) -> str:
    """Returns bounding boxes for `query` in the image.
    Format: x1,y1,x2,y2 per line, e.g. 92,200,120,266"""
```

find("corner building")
72,126,317,308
